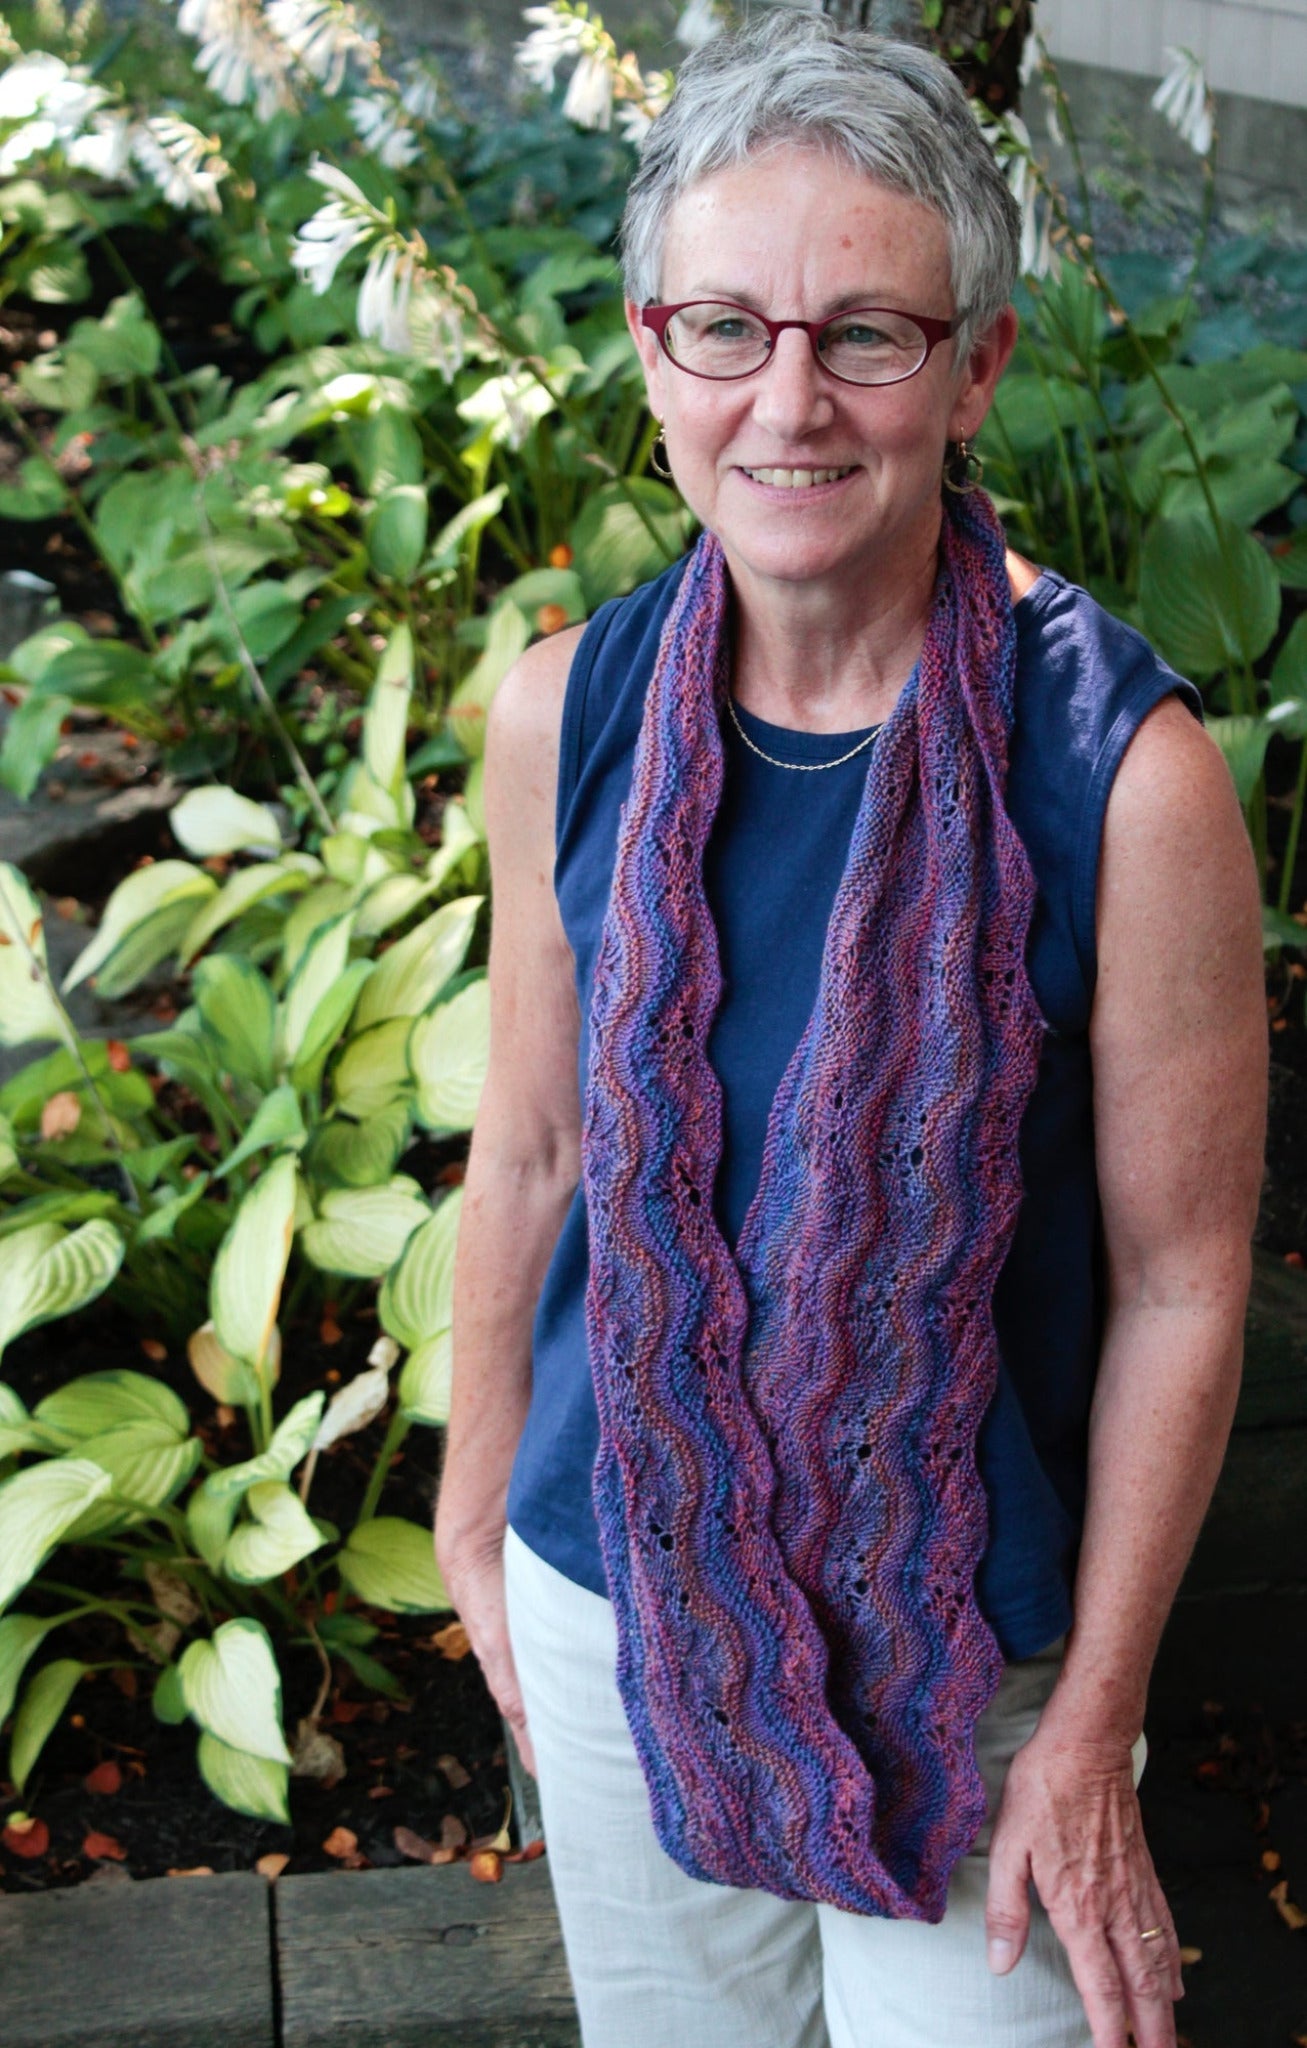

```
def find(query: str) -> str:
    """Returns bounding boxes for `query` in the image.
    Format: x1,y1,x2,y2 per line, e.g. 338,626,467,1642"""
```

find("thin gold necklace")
724,690,883,772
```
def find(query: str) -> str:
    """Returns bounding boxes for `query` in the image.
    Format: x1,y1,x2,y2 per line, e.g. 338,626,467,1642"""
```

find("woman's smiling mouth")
739,465,858,488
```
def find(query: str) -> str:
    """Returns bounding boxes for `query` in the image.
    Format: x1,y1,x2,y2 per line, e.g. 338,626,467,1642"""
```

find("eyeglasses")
641,301,961,388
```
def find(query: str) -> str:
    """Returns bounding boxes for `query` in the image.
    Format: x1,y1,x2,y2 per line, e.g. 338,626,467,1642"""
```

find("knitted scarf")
581,487,1045,1922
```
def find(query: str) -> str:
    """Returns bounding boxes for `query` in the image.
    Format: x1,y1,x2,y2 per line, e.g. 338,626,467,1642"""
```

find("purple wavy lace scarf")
581,487,1045,1920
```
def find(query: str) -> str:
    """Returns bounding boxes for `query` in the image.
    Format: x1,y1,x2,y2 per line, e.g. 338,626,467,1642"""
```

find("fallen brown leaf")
432,1622,471,1662
256,1852,290,1880
105,1040,131,1073
291,1717,346,1785
1262,1849,1282,1873
1178,1945,1202,1966
1269,1878,1307,1931
437,1753,471,1789
393,1825,440,1863
330,1699,365,1725
109,1668,138,1699
83,1760,122,1796
367,1785,395,1800
505,1839,547,1864
3,1815,49,1859
469,1850,503,1884
167,1865,215,1877
139,1338,167,1363
322,1826,358,1860
440,1814,468,1851
82,1831,127,1861
40,1090,81,1140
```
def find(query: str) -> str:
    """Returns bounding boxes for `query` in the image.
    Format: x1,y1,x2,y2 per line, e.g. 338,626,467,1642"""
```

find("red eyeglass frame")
640,301,962,386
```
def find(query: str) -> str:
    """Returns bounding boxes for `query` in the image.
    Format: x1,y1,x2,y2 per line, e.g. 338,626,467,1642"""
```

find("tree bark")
820,0,1033,113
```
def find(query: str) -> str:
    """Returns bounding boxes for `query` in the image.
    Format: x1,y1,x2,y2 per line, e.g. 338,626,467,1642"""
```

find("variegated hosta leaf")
0,1613,55,1727
0,1459,112,1614
193,954,277,1093
378,1189,462,1350
299,1183,429,1279
0,1219,125,1365
178,1617,290,1764
178,857,319,967
362,623,413,803
34,1368,190,1444
10,1656,87,1793
214,1086,305,1181
398,1329,452,1427
170,786,282,859
0,863,65,1047
281,880,354,978
423,800,483,894
0,1109,18,1180
337,1517,449,1613
308,1100,409,1189
448,601,529,761
350,896,483,1034
196,1730,289,1823
187,1320,280,1407
278,912,356,1068
203,1392,325,1504
331,1018,415,1120
410,980,490,1133
63,860,217,998
288,958,373,1093
62,1422,203,1540
223,1480,326,1584
210,1153,298,1374
0,1382,54,1459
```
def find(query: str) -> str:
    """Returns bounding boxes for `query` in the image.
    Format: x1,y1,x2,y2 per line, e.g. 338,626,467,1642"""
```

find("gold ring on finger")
1138,1925,1166,1942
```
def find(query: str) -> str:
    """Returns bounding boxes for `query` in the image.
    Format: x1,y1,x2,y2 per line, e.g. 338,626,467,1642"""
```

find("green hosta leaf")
0,690,71,800
337,1517,449,1613
64,862,217,998
279,912,355,1068
1139,516,1281,678
179,1618,290,1763
215,1086,305,1180
570,478,687,609
0,863,65,1046
178,857,319,968
0,1111,17,1180
34,1368,190,1443
223,1480,325,1584
0,456,67,522
153,1662,188,1725
398,1330,452,1427
193,954,277,1092
411,980,490,1132
379,1189,462,1349
0,1613,54,1726
10,1658,87,1792
351,897,482,1035
429,485,508,570
288,958,373,1094
309,1100,410,1188
211,1153,298,1374
353,873,435,940
1263,906,1306,953
0,1220,124,1363
354,405,423,492
34,640,155,710
187,1482,238,1574
0,1381,38,1460
0,1460,112,1614
362,624,413,804
1207,714,1272,806
19,348,98,413
332,1018,415,1120
1271,615,1307,707
66,295,161,379
281,882,355,977
170,787,282,859
367,485,428,582
299,1183,429,1279
75,1421,202,1517
196,1730,290,1822
204,1392,324,1504
1270,530,1307,590
447,602,528,762
5,618,88,686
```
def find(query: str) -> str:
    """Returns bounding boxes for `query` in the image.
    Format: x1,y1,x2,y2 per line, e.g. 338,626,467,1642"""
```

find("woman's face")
626,145,1016,600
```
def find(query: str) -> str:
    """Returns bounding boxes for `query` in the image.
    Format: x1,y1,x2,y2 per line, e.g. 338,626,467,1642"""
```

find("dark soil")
0,1304,507,1896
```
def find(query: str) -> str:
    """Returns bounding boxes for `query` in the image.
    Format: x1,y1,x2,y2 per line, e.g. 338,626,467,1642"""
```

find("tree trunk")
820,0,1033,113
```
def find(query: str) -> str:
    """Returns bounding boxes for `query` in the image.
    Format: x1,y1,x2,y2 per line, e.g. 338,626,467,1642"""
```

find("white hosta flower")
357,240,419,352
177,0,294,122
408,270,471,381
976,107,1058,281
675,0,722,49
0,50,107,170
66,108,135,179
562,47,613,130
265,0,377,97
1151,46,1213,156
516,3,587,90
132,114,229,213
616,66,672,145
291,158,375,292
349,90,419,168
458,362,564,451
399,63,442,124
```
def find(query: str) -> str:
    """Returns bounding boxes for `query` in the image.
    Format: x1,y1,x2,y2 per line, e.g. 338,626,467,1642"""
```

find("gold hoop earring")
943,438,984,495
650,427,674,480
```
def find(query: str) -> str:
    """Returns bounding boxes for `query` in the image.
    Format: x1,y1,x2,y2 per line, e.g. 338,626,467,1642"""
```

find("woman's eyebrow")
683,287,899,316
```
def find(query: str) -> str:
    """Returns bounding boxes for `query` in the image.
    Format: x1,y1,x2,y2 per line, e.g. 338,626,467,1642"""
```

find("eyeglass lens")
663,304,930,385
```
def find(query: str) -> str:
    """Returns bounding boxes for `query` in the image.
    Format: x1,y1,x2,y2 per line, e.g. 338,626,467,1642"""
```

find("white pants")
505,1524,1147,2048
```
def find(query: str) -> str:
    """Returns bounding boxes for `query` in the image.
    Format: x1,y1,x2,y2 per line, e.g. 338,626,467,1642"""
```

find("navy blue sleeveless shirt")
506,557,1202,1662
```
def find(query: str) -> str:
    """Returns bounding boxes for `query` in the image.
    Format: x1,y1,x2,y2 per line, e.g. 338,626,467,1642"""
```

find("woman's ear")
947,303,1019,445
626,299,667,414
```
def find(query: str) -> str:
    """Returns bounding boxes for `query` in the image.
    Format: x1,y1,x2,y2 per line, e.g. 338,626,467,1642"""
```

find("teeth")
743,466,853,488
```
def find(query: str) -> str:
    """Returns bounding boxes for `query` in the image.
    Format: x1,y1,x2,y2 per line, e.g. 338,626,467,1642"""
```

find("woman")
435,15,1266,2048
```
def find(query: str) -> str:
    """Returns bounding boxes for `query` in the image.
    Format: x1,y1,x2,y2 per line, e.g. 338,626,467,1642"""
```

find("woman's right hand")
436,1527,538,1778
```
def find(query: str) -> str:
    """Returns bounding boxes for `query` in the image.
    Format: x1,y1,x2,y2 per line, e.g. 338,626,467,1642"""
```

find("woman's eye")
707,319,750,339
833,323,887,348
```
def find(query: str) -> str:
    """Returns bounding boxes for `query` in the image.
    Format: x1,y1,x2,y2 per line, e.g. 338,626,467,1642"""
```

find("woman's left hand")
984,1721,1183,2048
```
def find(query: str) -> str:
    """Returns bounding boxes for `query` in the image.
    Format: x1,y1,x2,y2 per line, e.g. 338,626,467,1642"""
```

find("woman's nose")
748,329,837,438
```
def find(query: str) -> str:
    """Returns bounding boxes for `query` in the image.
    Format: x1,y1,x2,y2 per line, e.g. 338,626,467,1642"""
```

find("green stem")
356,1407,411,1526
1278,738,1307,918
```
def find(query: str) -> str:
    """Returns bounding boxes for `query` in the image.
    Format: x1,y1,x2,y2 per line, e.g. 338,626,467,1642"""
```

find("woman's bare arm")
434,622,586,1771
985,695,1267,2045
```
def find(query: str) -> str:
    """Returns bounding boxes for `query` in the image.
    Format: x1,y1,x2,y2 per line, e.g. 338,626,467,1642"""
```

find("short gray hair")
620,9,1020,363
